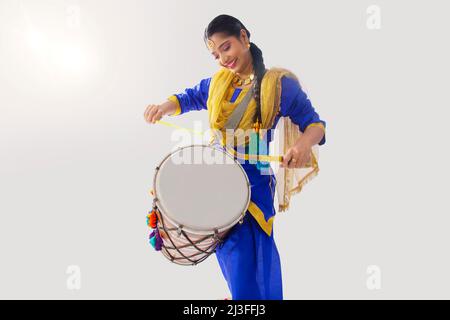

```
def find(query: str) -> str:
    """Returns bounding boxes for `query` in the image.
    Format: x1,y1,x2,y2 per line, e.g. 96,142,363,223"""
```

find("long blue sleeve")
168,77,211,115
279,76,326,145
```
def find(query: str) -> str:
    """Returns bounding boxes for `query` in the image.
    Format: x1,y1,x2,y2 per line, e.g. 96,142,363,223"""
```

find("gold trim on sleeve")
167,95,181,116
305,122,325,133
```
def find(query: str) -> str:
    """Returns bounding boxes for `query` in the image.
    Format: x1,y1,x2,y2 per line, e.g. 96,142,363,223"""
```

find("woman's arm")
279,76,326,146
160,99,180,116
144,77,211,124
279,76,327,168
144,100,179,124
167,77,211,115
297,124,325,147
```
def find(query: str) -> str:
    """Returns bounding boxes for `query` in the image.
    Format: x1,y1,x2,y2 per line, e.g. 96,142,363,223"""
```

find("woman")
144,14,326,300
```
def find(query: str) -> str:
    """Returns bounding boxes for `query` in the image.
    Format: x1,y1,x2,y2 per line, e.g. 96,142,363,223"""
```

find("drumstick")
154,120,300,164
226,145,317,168
225,146,284,163
155,120,204,136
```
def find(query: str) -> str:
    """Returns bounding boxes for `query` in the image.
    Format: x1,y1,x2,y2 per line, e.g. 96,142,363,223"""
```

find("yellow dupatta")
207,66,320,216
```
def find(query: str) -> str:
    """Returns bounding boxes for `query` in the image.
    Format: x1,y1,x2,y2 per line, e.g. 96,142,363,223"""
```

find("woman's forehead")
207,34,234,53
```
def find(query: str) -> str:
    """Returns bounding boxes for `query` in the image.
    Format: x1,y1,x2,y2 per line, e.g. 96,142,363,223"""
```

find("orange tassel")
150,215,157,228
147,210,158,229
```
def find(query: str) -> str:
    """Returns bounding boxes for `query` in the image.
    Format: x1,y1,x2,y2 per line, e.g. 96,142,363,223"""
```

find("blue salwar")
215,212,283,300
215,161,283,300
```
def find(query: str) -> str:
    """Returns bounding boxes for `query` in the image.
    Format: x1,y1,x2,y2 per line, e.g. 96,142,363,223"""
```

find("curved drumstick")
224,146,283,163
153,120,306,164
155,120,204,136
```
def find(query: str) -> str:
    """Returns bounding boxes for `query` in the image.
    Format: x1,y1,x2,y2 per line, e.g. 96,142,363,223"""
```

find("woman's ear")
240,29,248,43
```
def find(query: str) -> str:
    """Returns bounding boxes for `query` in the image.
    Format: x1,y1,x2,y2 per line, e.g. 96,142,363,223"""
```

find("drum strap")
223,86,254,130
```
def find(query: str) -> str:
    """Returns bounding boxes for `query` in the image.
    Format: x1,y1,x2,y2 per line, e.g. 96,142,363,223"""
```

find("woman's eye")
223,46,230,51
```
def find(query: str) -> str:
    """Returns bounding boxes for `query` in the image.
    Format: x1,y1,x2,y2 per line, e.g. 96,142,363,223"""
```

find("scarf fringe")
278,167,320,212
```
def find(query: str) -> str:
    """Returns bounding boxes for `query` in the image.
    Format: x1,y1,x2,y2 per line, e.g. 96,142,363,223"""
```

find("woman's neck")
235,53,254,79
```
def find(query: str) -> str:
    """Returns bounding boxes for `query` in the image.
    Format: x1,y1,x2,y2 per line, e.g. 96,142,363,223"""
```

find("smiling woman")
144,14,327,300
208,35,247,73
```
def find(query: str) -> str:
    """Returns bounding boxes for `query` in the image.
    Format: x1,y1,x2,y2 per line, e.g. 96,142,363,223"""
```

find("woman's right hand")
144,104,165,124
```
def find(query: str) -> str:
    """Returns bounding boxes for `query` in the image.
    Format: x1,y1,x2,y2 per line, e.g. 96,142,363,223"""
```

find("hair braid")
249,42,267,125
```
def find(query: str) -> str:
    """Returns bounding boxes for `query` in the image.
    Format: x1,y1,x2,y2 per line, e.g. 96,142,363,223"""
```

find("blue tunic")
169,75,326,300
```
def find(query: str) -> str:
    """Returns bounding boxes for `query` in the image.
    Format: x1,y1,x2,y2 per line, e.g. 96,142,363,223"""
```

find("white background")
0,0,449,299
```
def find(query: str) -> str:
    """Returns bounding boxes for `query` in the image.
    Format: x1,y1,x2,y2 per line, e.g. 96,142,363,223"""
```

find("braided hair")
204,14,267,125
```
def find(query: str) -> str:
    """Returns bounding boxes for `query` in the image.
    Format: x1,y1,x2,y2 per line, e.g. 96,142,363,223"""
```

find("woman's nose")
220,56,230,66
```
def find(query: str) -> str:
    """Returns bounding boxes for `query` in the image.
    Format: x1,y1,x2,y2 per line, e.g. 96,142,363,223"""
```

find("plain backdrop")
0,0,449,299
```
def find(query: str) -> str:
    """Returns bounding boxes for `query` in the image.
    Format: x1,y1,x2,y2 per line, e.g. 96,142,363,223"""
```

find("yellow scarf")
206,66,320,215
207,67,300,145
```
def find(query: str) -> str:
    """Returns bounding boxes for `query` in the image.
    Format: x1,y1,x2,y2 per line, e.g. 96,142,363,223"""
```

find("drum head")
154,145,250,234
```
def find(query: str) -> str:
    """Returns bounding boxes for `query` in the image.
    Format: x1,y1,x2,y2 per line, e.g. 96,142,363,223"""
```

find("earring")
247,43,250,48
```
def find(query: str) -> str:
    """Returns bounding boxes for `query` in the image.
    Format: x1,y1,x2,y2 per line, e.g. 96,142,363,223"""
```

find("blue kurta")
169,74,326,300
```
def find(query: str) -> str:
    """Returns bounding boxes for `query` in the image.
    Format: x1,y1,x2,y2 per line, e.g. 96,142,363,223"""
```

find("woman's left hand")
280,138,313,169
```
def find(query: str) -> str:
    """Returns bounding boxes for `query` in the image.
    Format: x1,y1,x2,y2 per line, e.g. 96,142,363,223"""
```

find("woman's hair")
204,14,267,125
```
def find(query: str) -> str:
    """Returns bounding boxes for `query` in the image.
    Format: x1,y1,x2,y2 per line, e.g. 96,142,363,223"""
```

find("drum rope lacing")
153,200,223,266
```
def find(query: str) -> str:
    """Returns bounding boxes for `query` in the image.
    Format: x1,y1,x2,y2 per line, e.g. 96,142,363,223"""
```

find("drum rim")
152,144,250,235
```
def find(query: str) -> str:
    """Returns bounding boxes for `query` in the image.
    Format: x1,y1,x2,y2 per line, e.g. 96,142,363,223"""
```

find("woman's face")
207,30,251,74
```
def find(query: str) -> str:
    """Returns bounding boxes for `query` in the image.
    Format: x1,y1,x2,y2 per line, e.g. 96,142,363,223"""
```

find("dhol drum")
147,144,251,266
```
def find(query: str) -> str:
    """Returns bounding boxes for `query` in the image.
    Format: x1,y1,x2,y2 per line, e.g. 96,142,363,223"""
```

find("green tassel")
149,236,156,249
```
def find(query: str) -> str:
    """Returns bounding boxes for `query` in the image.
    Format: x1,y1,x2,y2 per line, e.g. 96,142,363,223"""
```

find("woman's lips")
225,59,237,68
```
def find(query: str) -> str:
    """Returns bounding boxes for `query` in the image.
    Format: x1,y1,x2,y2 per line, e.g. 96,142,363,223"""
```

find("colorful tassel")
149,234,156,248
146,209,158,229
149,229,162,251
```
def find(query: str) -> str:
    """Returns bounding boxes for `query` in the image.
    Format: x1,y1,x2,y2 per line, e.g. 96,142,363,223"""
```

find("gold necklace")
232,73,255,86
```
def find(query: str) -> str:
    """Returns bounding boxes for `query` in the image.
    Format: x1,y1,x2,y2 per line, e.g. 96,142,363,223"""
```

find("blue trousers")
215,213,283,300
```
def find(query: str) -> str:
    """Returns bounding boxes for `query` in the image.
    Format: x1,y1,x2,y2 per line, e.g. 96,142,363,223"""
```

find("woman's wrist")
165,96,182,116
296,125,324,148
294,135,313,149
160,100,178,116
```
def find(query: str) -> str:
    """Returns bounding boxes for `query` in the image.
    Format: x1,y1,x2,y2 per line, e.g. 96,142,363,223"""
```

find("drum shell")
155,209,231,265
